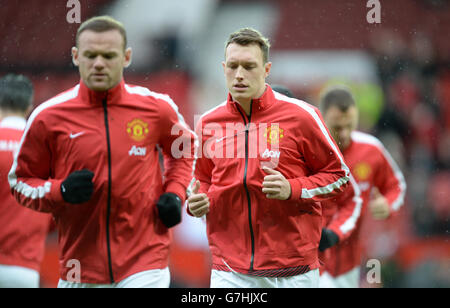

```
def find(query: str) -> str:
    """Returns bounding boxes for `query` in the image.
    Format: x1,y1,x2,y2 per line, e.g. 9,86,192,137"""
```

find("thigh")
0,264,40,288
278,269,320,288
116,268,171,288
210,270,276,288
332,267,360,288
319,271,337,288
57,280,113,288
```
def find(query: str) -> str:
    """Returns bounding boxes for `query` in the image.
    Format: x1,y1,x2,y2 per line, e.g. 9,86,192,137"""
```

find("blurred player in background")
318,85,407,287
188,28,351,288
272,84,365,282
8,16,196,288
0,74,52,287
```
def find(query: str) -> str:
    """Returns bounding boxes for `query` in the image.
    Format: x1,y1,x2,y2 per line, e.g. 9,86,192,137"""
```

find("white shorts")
0,264,40,288
57,267,170,288
210,269,319,288
319,267,360,288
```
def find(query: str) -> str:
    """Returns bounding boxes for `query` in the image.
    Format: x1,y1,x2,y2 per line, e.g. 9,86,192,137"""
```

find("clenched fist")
261,167,291,200
369,187,390,220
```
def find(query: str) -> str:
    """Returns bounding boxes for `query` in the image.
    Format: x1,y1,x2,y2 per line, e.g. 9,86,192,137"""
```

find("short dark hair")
0,74,33,112
76,16,127,50
272,84,295,98
319,86,356,114
225,28,271,63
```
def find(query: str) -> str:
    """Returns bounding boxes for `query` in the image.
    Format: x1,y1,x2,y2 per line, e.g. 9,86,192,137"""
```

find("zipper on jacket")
102,97,115,283
236,101,255,272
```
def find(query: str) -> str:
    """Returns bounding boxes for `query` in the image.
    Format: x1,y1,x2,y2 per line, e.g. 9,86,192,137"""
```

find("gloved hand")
157,192,182,228
61,169,94,204
319,228,339,252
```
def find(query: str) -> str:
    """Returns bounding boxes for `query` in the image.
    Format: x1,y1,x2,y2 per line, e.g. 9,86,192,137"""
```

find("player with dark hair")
266,84,365,276
318,85,406,287
0,74,52,287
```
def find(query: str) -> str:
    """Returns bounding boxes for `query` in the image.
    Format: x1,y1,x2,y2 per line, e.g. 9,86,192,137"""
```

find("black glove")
156,192,182,228
61,169,94,204
319,228,339,252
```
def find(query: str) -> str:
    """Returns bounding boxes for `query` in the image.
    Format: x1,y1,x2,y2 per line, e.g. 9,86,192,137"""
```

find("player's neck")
236,99,252,116
235,85,267,116
339,141,352,153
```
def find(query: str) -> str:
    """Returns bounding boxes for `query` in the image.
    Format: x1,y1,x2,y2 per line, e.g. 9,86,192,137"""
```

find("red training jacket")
322,131,406,278
9,80,196,284
193,86,350,277
319,173,362,272
321,173,363,241
0,116,52,272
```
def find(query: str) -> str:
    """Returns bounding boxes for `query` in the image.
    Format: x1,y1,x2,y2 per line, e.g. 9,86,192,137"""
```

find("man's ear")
264,62,272,79
124,47,132,68
72,47,79,67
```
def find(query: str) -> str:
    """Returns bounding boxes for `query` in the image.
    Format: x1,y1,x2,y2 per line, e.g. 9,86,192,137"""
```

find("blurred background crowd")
0,0,448,287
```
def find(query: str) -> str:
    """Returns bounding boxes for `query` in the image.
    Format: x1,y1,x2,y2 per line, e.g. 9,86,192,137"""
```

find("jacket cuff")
327,225,344,242
50,179,64,204
165,182,187,203
288,178,303,201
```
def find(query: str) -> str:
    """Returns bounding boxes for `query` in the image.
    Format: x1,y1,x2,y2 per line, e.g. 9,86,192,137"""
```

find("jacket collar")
78,79,124,106
226,84,276,115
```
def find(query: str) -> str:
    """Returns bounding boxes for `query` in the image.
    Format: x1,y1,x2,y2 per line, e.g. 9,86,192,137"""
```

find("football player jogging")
9,16,196,288
271,84,365,281
0,74,52,288
187,28,352,288
318,86,406,288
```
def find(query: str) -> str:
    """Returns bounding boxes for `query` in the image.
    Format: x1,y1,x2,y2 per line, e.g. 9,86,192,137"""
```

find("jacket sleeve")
288,106,350,202
183,117,216,217
372,142,407,215
192,118,214,194
158,96,197,203
326,173,363,241
8,112,65,213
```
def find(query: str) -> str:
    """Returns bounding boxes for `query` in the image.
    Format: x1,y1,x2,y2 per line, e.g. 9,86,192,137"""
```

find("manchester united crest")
354,162,372,181
127,119,149,142
264,126,284,145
